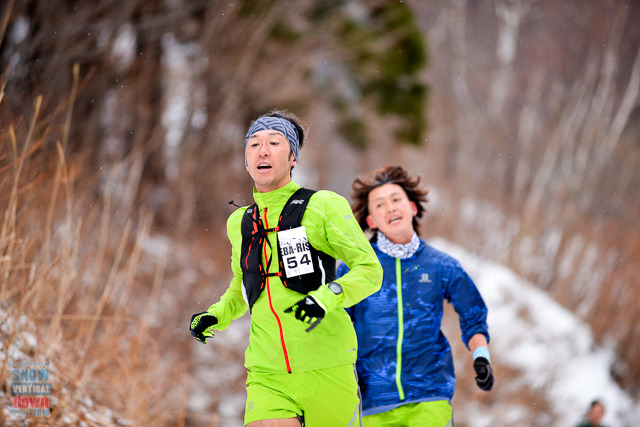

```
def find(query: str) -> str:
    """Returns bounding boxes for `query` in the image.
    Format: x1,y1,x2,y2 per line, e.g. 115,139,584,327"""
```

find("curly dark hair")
351,165,429,241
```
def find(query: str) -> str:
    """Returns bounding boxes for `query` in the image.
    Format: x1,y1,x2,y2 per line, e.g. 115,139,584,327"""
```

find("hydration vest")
240,188,337,310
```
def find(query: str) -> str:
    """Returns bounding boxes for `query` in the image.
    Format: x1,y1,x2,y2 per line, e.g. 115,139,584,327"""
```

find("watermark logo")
9,361,52,418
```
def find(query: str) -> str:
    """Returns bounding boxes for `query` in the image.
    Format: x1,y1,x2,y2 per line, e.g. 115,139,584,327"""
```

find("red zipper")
262,207,292,373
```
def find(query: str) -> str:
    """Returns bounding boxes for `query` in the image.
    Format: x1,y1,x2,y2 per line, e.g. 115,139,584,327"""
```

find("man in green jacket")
189,110,383,427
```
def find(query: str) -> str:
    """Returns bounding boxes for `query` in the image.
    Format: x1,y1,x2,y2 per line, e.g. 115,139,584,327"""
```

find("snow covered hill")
431,238,639,427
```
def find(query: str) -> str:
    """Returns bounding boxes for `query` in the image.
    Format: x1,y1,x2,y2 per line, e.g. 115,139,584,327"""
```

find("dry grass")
0,84,186,425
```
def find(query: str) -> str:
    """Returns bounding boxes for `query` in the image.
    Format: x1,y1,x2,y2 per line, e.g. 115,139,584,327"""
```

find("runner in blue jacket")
337,165,494,426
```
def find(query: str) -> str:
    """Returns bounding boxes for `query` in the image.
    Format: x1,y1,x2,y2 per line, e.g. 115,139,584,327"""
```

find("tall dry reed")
1,82,186,425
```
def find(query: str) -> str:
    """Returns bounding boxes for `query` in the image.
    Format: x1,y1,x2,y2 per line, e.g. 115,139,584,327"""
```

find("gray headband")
244,116,300,164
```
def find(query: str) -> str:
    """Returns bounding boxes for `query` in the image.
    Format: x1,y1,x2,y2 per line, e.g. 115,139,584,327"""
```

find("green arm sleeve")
207,209,248,330
304,191,382,308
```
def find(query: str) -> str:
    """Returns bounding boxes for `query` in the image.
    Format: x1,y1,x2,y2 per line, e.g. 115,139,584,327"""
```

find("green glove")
190,311,218,344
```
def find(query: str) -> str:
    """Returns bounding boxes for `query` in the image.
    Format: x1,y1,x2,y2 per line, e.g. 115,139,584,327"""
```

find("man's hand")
189,311,218,344
473,357,494,391
284,295,326,332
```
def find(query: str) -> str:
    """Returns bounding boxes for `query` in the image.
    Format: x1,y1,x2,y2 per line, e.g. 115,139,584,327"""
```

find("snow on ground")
4,236,639,426
430,237,640,427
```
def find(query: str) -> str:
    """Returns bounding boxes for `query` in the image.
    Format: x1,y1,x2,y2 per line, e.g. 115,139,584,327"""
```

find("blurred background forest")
2,0,640,426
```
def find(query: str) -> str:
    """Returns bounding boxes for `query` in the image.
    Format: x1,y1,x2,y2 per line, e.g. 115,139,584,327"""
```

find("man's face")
366,183,418,244
245,129,296,193
588,403,604,424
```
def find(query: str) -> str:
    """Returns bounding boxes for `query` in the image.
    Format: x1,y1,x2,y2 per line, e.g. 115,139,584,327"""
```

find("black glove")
189,311,218,344
473,357,494,391
284,295,326,332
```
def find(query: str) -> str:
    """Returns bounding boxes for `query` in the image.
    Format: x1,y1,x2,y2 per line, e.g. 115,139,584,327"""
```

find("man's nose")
258,141,269,156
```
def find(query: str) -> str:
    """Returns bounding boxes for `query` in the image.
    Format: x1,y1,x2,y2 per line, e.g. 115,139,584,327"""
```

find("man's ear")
410,201,418,217
366,215,377,230
288,155,297,177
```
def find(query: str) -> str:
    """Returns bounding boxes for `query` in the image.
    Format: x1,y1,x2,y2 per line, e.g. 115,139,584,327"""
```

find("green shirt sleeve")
303,190,382,308
207,208,248,330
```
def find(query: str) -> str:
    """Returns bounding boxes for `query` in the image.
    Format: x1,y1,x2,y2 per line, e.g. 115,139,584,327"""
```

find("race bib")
277,226,314,277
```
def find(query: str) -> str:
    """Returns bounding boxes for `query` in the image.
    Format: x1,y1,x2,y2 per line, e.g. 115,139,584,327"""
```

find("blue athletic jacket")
338,239,489,416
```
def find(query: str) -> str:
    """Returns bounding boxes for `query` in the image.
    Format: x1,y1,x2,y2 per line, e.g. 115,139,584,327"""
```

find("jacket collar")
252,179,300,210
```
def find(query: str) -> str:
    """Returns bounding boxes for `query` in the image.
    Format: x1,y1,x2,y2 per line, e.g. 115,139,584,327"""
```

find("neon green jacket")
208,180,382,373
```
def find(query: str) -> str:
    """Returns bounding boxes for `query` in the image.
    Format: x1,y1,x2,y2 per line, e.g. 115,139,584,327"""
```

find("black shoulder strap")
241,203,260,236
278,188,316,229
241,188,315,235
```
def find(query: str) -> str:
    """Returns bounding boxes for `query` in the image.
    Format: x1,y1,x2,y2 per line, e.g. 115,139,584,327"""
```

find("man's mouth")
257,164,272,170
388,216,401,224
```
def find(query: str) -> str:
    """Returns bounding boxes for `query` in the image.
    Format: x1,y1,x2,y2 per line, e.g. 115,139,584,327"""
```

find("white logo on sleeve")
419,273,432,283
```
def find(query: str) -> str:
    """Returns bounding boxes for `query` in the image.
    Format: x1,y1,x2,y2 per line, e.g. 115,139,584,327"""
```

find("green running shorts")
363,400,453,427
245,364,362,426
